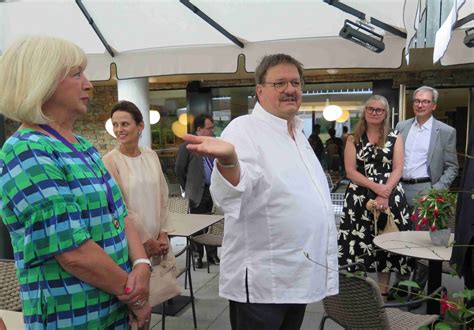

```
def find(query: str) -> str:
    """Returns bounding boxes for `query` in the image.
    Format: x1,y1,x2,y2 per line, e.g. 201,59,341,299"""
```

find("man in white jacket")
183,54,338,330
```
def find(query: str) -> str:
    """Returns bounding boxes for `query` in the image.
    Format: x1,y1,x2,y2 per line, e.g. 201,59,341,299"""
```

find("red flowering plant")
411,188,456,232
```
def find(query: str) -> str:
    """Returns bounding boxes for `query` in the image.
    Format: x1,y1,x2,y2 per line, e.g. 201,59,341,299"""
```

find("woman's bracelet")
216,159,239,168
132,258,152,271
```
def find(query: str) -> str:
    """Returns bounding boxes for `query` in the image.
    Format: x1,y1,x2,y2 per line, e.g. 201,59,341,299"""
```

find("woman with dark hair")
338,95,414,297
103,101,172,272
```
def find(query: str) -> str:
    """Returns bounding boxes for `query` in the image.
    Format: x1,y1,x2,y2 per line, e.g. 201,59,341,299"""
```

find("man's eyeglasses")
413,99,433,106
261,80,303,92
365,107,385,115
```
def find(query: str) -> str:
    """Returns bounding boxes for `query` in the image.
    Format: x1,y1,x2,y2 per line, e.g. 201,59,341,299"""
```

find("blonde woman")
0,36,151,329
337,95,414,296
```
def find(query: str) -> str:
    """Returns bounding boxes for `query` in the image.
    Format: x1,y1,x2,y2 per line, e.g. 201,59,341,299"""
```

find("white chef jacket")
210,102,339,304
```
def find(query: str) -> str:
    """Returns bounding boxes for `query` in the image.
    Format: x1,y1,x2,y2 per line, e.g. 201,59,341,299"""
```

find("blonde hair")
353,95,390,147
0,36,87,124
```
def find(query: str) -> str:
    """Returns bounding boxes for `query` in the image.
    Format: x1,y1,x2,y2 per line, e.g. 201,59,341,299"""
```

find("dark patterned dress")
338,130,414,274
0,129,131,329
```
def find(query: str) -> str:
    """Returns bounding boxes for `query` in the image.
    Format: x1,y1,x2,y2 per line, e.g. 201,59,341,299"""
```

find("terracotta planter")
429,228,451,246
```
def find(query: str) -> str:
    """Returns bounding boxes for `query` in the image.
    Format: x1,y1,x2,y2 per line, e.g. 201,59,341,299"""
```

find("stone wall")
75,85,118,155
4,67,473,156
4,85,119,156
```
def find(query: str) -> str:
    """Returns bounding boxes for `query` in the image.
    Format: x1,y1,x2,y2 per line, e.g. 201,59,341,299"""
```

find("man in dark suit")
175,114,219,268
450,106,474,329
390,86,458,299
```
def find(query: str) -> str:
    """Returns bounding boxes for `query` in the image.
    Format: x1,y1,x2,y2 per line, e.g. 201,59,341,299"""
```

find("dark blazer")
450,137,474,276
395,117,458,189
175,141,205,208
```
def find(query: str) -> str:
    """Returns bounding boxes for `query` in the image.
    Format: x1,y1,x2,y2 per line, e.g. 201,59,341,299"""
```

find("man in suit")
450,136,474,328
175,114,219,268
396,86,458,207
391,85,458,298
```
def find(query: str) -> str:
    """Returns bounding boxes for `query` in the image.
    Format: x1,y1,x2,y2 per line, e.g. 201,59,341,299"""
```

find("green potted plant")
411,188,456,246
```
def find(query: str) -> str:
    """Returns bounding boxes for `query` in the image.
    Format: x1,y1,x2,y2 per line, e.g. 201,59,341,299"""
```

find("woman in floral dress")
338,95,414,296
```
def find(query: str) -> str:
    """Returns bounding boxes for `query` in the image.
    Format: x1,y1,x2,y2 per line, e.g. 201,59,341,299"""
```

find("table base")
151,295,192,316
427,260,442,315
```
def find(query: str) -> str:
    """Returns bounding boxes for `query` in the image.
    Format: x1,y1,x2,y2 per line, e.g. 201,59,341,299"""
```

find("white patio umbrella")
1,0,411,80
1,0,471,81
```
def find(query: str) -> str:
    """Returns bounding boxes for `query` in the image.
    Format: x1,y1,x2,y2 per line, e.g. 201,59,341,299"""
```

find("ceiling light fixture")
150,110,161,125
336,110,350,123
339,19,385,53
323,99,343,121
105,118,116,138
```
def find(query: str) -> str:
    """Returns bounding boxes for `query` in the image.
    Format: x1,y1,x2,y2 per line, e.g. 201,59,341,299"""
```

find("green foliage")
434,322,452,329
452,289,474,300
398,280,420,289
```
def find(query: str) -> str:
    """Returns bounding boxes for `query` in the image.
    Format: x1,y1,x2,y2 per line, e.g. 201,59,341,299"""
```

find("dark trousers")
190,185,217,259
463,239,474,329
229,300,307,330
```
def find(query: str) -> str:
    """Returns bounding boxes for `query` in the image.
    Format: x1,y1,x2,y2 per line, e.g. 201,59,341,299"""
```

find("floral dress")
338,130,414,274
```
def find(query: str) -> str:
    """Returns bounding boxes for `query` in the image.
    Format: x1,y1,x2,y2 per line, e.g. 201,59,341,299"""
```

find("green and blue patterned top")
0,129,131,329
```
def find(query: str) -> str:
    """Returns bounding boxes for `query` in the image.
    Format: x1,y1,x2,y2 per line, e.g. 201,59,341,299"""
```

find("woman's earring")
139,130,142,138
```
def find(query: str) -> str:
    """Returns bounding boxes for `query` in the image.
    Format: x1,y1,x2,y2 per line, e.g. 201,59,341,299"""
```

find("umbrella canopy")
0,0,472,80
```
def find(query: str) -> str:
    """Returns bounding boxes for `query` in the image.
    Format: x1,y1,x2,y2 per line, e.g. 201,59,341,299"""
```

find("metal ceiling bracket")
180,0,244,49
75,0,115,57
453,13,474,29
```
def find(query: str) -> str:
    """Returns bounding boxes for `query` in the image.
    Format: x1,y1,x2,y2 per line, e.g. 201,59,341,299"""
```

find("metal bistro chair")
167,196,191,286
190,216,224,274
319,265,441,330
330,192,345,228
168,196,190,214
189,205,224,274
0,259,21,312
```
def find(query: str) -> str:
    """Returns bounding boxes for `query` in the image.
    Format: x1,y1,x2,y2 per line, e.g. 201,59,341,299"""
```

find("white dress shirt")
210,102,339,304
403,116,433,179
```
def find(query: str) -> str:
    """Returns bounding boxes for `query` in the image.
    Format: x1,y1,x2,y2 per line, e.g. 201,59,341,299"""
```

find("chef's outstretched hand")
183,134,240,185
183,134,237,164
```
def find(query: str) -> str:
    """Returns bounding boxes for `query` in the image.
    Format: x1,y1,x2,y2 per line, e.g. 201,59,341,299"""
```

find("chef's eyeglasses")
261,80,303,92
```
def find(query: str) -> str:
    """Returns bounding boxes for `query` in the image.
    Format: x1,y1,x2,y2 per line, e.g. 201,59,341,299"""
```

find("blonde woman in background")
337,95,414,297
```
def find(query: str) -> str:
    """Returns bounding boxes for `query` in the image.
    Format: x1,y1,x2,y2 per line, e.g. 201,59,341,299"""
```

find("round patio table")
373,231,454,315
